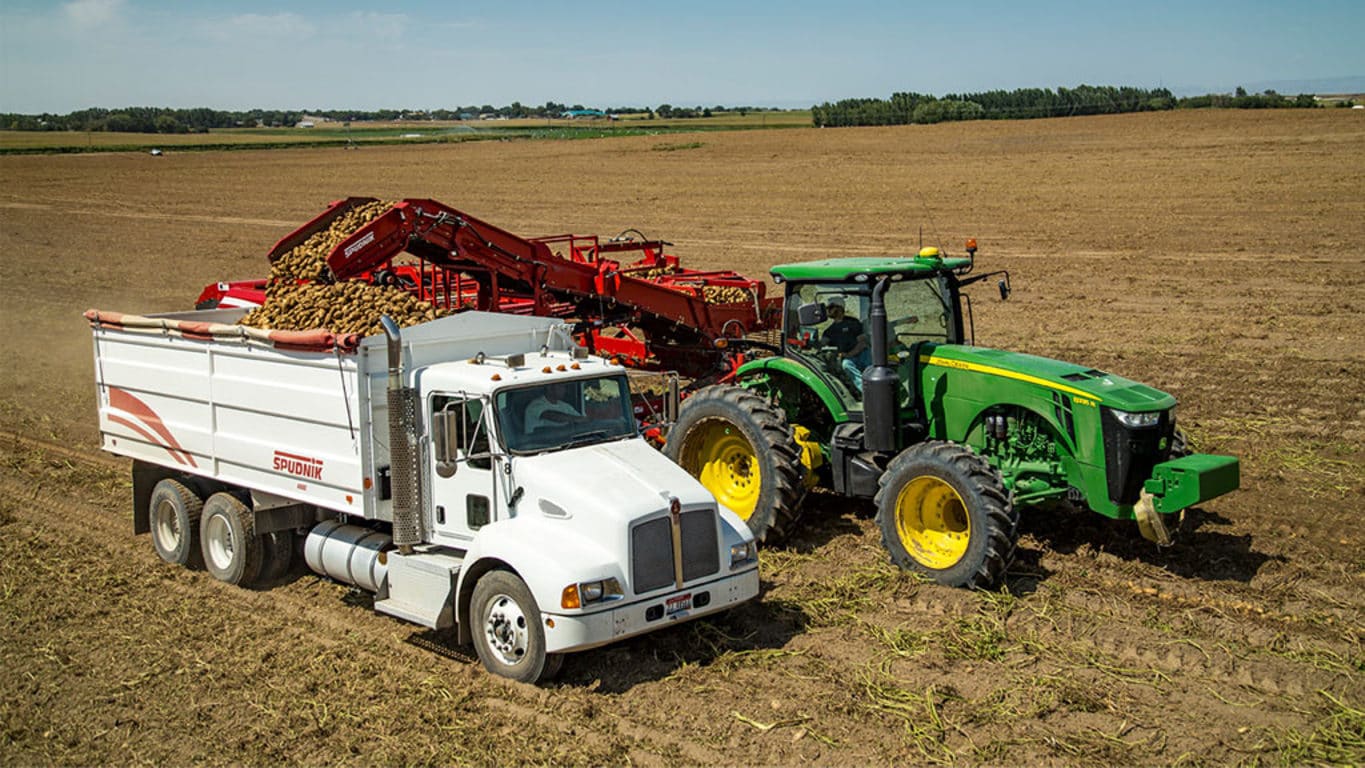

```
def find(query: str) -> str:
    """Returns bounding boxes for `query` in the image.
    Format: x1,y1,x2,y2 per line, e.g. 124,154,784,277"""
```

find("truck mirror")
998,279,1011,301
797,301,827,325
432,410,459,477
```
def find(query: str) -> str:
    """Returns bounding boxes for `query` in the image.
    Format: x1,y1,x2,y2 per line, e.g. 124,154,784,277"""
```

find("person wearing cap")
821,296,871,392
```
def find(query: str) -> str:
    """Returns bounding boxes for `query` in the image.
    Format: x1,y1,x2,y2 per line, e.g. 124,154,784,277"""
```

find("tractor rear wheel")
663,385,804,543
875,441,1018,589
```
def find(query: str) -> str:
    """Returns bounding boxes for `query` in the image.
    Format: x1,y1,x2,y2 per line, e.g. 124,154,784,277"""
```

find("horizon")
2,1,1363,114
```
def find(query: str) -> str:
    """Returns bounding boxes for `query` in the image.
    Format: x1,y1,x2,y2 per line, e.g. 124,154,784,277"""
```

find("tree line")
1,103,782,133
811,85,1324,127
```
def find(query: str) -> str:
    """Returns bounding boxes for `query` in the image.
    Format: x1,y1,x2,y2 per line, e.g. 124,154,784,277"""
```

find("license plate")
665,593,692,616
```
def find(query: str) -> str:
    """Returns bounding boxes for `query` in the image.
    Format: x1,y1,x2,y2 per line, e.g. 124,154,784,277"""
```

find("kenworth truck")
88,309,759,682
663,246,1240,588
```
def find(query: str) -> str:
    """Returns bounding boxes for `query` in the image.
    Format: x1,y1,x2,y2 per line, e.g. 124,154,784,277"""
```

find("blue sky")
2,0,1362,112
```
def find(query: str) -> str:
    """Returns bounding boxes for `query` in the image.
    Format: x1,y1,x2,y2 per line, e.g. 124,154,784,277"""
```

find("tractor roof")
770,256,971,283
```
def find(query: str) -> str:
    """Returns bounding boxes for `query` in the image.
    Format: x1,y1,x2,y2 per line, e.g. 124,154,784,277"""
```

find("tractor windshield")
784,277,956,402
495,374,637,455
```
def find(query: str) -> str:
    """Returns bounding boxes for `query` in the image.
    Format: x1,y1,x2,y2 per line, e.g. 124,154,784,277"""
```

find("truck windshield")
496,375,637,454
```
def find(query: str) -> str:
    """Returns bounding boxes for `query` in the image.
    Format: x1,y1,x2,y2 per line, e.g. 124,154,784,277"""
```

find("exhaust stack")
381,316,423,553
862,277,900,452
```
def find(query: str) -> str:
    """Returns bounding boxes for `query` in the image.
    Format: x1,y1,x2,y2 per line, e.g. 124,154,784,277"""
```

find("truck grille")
631,509,720,594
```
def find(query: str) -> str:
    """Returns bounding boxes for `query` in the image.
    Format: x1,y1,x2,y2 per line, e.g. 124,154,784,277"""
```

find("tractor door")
784,283,868,409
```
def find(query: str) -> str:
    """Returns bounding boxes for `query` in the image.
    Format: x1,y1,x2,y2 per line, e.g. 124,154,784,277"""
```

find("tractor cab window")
495,374,636,455
884,277,955,350
785,284,869,403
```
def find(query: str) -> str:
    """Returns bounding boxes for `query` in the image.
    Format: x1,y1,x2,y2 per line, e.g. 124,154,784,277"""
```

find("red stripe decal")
107,413,188,466
108,387,198,468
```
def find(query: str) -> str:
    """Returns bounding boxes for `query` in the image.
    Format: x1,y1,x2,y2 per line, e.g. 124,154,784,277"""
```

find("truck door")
428,394,498,544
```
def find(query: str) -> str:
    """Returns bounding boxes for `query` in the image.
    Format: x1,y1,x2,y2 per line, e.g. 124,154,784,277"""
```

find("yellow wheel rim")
685,420,762,519
895,476,971,570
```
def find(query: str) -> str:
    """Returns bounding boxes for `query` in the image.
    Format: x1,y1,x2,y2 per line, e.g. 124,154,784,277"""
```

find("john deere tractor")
663,245,1239,588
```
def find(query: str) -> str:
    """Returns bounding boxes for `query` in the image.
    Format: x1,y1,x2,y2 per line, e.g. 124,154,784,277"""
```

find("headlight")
730,540,758,568
561,578,623,609
1113,410,1161,428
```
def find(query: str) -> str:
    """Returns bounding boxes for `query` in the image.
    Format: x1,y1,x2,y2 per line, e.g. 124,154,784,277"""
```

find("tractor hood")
921,345,1177,412
509,437,718,525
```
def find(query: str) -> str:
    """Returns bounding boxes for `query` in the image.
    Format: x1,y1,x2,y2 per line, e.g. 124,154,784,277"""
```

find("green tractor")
663,245,1240,588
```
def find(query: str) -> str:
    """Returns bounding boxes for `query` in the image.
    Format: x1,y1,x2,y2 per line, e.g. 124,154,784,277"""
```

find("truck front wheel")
149,479,204,569
663,385,804,542
471,571,562,683
200,492,263,587
875,441,1018,589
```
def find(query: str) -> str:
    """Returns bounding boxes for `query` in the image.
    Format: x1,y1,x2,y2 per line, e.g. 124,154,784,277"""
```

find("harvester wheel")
200,492,263,587
875,441,1018,589
663,385,804,542
149,479,204,569
471,570,560,684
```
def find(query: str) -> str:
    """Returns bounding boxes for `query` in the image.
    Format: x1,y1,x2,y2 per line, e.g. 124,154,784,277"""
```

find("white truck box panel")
94,309,571,518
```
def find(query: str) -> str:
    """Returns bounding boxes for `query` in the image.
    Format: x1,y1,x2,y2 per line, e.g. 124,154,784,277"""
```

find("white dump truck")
88,308,760,682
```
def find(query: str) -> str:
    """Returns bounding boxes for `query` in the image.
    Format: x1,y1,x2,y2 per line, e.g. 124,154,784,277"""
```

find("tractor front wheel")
663,385,804,543
875,441,1018,589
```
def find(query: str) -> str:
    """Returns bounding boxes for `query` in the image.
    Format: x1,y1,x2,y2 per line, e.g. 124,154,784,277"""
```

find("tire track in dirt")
0,440,726,766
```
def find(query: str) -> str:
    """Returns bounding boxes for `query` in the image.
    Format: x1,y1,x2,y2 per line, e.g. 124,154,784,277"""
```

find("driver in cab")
524,381,583,433
822,296,871,392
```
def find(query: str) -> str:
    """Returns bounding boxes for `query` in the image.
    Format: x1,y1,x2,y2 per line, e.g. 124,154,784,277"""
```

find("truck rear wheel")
200,492,263,587
149,479,204,569
663,385,803,542
471,570,561,683
875,441,1018,589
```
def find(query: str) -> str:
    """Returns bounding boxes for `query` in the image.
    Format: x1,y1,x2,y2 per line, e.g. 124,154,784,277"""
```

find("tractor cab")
772,251,971,420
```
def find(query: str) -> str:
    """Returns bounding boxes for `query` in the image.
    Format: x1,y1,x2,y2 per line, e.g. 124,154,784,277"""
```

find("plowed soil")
2,110,1362,766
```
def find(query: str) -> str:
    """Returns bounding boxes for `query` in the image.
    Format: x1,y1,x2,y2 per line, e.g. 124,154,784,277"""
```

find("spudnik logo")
273,450,324,480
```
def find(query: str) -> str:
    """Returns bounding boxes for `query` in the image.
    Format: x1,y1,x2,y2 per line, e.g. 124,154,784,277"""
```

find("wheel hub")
687,420,762,518
152,498,180,550
204,514,235,571
484,594,529,665
895,475,971,570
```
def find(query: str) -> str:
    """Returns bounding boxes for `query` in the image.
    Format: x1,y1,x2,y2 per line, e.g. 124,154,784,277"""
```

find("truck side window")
431,395,492,470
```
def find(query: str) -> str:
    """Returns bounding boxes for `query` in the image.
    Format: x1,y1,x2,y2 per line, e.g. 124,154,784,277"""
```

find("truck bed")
90,308,571,519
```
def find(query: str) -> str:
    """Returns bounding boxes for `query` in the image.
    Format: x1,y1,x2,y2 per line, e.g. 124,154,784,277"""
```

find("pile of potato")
238,199,448,337
269,200,394,282
702,285,756,305
240,282,439,337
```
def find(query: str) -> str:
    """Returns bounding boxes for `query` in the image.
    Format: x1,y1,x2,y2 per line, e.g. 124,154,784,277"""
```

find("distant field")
0,111,812,153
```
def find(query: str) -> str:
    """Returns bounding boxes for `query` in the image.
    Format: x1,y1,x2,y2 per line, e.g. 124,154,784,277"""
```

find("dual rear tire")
148,480,291,587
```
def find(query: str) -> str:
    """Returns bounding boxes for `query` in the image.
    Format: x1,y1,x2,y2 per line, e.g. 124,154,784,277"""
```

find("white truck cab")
89,309,759,683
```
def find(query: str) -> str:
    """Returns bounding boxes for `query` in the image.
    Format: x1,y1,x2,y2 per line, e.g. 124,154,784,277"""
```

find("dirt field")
1,109,1362,765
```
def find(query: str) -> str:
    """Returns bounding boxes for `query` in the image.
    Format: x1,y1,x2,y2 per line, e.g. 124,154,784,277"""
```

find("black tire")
1170,428,1192,459
257,530,295,586
874,441,1018,589
663,385,804,542
199,492,263,587
148,479,204,569
471,571,555,684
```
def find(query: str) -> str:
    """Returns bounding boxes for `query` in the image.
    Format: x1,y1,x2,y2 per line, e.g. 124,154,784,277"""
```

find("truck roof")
770,255,972,283
418,350,626,396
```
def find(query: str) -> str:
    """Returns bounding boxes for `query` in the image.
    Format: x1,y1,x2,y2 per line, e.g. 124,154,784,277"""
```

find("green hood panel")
921,345,1177,412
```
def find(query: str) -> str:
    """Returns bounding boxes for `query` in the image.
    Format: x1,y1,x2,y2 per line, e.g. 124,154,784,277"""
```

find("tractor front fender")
735,356,849,424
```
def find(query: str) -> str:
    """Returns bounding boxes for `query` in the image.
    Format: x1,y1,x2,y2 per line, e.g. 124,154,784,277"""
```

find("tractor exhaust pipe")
381,316,423,554
862,278,900,453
